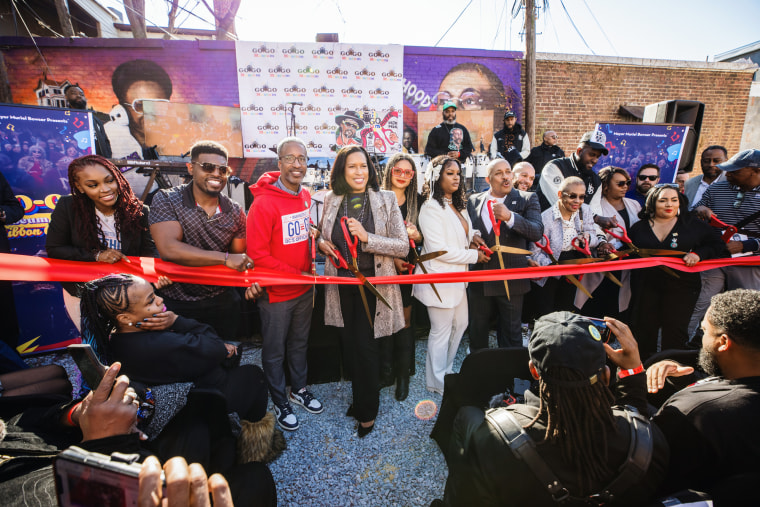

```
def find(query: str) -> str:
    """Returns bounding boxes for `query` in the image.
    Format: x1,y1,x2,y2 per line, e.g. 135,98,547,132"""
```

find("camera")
54,446,163,506
585,316,614,344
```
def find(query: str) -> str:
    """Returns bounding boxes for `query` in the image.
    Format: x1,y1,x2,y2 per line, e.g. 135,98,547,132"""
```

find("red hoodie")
247,171,311,303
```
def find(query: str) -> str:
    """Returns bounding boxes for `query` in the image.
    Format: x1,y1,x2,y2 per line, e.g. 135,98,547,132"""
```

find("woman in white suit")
414,156,489,394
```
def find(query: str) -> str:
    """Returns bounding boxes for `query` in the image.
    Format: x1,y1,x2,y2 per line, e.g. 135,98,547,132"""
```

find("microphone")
287,102,303,106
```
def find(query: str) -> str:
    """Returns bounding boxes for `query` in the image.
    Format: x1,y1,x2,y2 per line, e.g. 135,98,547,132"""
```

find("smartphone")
54,446,163,506
68,344,107,390
584,317,614,345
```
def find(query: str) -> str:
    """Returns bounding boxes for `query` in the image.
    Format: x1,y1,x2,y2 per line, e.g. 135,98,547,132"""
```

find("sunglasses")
562,192,585,201
638,174,659,181
391,166,414,179
734,191,745,209
654,183,679,189
615,180,632,188
342,121,359,129
192,161,231,175
280,155,309,165
123,98,170,114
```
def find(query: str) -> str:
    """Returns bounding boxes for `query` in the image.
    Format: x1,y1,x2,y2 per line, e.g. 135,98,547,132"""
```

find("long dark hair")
381,152,419,224
68,155,145,252
525,367,618,494
329,146,380,196
79,273,137,361
638,183,689,221
422,156,466,212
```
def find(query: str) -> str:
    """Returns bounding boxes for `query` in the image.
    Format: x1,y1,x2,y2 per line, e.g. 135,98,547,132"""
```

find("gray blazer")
320,188,409,338
684,172,725,209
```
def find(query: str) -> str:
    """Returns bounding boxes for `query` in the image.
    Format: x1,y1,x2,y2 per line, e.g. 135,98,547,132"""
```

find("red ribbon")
2,253,760,288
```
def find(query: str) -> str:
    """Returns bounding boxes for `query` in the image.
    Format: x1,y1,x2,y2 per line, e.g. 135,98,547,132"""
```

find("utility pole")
525,0,536,143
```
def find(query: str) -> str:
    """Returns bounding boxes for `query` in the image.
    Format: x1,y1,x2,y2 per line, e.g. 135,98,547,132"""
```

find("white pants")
425,296,468,395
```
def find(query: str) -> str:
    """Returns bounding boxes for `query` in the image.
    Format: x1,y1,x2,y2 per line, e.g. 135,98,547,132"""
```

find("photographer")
434,312,669,506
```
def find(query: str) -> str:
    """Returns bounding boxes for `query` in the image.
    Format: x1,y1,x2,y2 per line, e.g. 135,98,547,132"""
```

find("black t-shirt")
653,376,760,497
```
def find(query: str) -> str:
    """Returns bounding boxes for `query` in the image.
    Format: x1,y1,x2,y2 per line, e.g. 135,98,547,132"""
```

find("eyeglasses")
701,157,725,165
280,155,309,165
123,98,170,114
734,191,745,209
391,166,414,179
192,161,231,175
615,180,632,188
638,174,659,181
562,192,585,201
433,91,484,111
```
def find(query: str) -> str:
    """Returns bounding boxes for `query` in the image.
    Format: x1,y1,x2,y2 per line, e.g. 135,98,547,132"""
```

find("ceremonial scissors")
570,236,623,287
708,215,739,244
534,234,593,299
487,200,532,300
309,219,318,307
604,224,686,279
402,222,445,303
328,217,393,327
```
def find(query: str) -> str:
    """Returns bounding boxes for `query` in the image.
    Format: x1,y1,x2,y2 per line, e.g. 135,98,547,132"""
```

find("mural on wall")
594,122,688,186
402,47,523,155
235,42,404,158
0,103,95,352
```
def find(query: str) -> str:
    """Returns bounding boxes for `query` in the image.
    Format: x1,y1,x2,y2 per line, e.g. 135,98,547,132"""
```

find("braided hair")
67,155,145,254
381,152,419,224
525,367,618,495
80,274,138,361
422,156,466,212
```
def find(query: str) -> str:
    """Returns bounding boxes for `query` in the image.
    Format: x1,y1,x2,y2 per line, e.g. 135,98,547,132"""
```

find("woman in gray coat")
317,146,408,437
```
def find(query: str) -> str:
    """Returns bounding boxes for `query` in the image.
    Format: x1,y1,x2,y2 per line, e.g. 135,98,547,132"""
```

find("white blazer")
413,199,479,309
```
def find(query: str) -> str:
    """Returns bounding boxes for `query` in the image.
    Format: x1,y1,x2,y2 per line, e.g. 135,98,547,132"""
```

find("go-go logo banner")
235,42,404,158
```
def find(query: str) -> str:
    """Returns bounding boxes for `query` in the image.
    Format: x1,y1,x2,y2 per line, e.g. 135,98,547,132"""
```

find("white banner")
235,41,404,158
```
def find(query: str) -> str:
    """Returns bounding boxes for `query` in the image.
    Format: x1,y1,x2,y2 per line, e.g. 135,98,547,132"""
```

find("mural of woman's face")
124,80,170,146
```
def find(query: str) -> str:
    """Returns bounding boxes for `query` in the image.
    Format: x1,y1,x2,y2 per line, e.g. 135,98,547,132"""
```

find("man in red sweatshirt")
246,137,323,431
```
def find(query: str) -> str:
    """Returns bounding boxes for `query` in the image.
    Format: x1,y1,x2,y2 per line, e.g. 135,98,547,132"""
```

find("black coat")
492,124,528,166
525,142,565,173
467,189,544,297
0,171,24,253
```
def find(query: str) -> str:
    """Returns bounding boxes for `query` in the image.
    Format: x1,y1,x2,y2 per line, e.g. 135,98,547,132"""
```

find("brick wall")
526,54,755,171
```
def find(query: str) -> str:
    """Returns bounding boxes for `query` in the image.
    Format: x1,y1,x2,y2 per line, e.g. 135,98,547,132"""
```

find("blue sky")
102,0,760,62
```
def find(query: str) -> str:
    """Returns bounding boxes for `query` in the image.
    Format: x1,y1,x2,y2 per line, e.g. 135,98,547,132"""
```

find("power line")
9,0,56,82
581,0,618,56
435,0,474,47
492,0,509,49
558,0,596,55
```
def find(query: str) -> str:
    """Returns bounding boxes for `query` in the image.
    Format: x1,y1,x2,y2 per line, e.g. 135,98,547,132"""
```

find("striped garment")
696,180,760,250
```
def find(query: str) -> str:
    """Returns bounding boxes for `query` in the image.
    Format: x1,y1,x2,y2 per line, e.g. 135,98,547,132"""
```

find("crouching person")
434,312,669,506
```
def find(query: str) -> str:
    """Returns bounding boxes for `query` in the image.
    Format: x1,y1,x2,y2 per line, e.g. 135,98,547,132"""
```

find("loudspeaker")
643,100,705,172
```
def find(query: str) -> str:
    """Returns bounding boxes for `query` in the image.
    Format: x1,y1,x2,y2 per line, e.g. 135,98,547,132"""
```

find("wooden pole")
525,0,536,144
54,0,75,38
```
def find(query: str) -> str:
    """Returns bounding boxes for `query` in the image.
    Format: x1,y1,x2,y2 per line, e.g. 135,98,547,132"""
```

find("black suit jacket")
467,188,543,297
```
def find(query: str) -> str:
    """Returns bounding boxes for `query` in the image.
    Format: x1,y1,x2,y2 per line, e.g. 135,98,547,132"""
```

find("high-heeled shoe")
357,421,374,438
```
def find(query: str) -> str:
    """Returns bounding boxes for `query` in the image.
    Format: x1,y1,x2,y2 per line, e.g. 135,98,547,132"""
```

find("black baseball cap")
529,312,607,387
504,111,516,119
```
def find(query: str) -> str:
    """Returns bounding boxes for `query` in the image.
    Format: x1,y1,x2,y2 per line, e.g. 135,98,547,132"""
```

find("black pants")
338,285,379,423
631,269,701,360
468,287,524,350
379,285,414,378
163,287,241,340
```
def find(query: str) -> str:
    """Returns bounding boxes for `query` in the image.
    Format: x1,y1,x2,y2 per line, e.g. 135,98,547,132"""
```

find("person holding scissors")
317,146,408,437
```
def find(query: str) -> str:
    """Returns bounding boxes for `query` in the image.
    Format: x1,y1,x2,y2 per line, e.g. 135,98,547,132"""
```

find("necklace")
443,196,453,205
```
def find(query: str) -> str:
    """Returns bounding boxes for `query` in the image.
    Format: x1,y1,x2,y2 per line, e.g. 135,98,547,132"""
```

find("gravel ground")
25,332,514,507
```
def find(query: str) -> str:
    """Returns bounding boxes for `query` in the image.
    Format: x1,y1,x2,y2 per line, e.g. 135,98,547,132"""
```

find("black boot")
395,375,409,401
378,335,395,387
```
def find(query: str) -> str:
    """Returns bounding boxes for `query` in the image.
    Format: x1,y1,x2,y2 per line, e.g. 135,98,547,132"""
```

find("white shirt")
479,193,516,234
95,209,121,250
